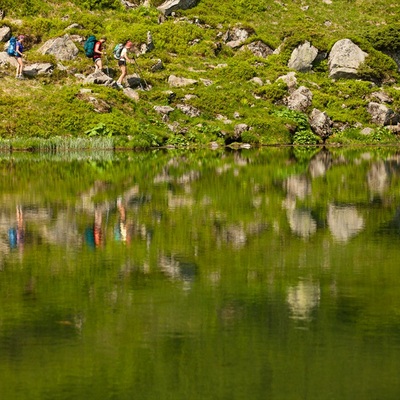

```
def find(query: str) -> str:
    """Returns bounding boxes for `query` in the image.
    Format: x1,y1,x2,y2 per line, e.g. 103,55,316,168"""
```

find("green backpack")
84,35,97,58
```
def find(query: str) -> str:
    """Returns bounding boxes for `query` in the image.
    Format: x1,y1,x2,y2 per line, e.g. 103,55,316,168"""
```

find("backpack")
113,43,123,60
84,35,97,58
7,36,17,56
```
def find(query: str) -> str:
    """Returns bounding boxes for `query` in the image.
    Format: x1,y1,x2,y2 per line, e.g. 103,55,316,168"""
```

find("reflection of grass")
0,137,114,152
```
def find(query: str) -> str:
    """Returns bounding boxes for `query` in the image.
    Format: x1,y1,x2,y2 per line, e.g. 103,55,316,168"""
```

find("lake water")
0,147,400,400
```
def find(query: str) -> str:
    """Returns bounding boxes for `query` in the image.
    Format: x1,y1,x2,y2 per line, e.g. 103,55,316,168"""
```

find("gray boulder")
126,74,147,89
38,34,79,61
288,41,318,72
0,51,18,66
309,108,333,141
366,102,400,126
23,63,54,77
176,104,201,117
157,0,199,16
328,39,368,79
240,40,273,58
0,26,11,42
84,70,113,85
224,27,250,49
168,75,197,87
285,86,313,112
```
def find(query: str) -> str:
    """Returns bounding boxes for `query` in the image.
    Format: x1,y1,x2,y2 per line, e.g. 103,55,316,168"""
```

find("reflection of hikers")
14,35,25,79
93,37,107,71
8,205,25,250
116,41,134,89
84,208,103,249
114,197,131,243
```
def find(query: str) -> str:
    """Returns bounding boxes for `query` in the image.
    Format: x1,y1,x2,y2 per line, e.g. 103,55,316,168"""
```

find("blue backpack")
113,43,123,59
7,36,17,56
84,35,97,58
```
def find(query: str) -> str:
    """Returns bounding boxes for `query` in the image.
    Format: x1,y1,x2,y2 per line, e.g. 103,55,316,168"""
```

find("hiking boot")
116,82,124,89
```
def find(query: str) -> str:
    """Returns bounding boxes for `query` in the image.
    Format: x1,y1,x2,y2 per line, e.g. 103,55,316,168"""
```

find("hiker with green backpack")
84,35,107,71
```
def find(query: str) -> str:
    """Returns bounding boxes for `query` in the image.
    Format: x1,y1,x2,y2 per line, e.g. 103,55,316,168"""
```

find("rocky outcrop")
366,102,400,126
84,70,113,85
288,41,318,72
23,63,54,77
168,75,198,87
328,39,368,79
284,86,313,112
309,108,333,142
0,26,11,42
38,34,79,61
223,26,250,49
0,51,17,66
157,0,199,16
240,40,273,58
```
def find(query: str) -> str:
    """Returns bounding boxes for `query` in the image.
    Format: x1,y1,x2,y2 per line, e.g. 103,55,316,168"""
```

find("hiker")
116,41,134,89
15,35,25,79
93,37,107,71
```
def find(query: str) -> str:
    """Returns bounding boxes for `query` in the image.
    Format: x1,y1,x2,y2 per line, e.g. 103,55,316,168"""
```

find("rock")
328,39,368,79
151,59,164,72
0,51,18,66
23,63,54,77
277,71,297,93
224,27,250,49
250,77,263,86
120,0,136,9
65,23,83,31
38,34,79,61
168,74,198,87
141,31,154,54
154,105,175,115
370,91,393,104
123,88,140,101
87,96,111,113
200,78,213,86
84,70,113,85
176,104,201,117
285,86,313,112
233,123,249,141
158,0,200,16
309,108,333,141
0,26,11,42
126,74,147,89
360,127,374,135
240,40,273,58
288,41,319,72
366,102,400,126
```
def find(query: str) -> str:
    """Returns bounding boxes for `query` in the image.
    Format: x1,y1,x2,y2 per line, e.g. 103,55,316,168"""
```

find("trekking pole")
103,44,110,76
131,55,148,89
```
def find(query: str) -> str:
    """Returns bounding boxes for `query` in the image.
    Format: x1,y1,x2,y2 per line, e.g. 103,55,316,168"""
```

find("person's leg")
95,58,103,71
117,64,127,86
16,57,23,77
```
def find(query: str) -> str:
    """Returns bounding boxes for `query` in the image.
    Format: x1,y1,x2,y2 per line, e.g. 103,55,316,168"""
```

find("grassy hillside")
1,0,400,149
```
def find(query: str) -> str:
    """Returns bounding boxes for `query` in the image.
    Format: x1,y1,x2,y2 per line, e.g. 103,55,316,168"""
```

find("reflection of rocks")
308,150,332,178
367,161,389,194
158,254,198,286
327,204,364,242
287,281,320,320
283,197,317,238
284,175,311,200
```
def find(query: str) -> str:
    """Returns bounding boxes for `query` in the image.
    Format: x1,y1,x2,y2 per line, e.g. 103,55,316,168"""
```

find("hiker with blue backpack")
114,40,134,89
7,35,25,79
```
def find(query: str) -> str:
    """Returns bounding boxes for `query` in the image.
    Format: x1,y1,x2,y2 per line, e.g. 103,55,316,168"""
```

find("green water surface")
0,147,399,400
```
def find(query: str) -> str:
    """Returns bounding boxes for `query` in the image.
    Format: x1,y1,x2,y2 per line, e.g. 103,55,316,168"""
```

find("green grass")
0,0,400,148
